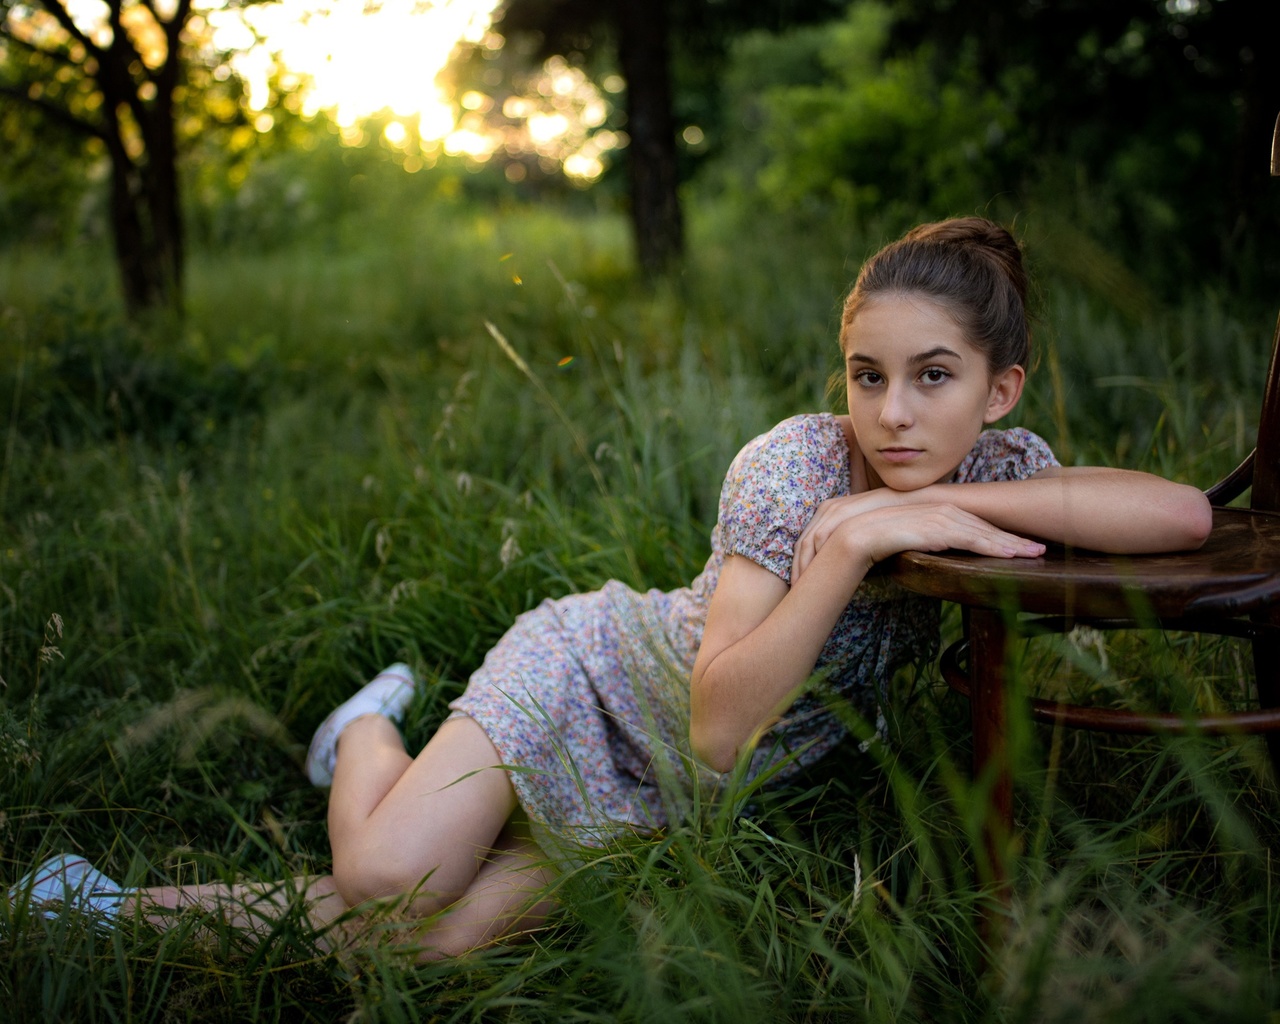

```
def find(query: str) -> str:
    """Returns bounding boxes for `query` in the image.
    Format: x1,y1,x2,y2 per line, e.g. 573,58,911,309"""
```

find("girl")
9,218,1212,957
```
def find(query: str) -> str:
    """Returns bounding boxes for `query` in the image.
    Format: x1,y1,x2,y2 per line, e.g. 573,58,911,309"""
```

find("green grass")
1,196,1278,1021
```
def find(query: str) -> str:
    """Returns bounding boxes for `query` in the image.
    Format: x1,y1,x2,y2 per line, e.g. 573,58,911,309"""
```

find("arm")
690,506,1046,772
689,553,859,775
924,466,1213,554
792,467,1213,581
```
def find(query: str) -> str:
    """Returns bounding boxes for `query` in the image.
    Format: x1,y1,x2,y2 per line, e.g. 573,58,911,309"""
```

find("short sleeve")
951,427,1059,483
716,415,847,584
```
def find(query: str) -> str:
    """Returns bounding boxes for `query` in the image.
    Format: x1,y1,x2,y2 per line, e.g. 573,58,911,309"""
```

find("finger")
793,507,836,580
791,531,815,580
951,513,1046,557
886,505,1044,559
965,534,1046,558
938,519,1045,558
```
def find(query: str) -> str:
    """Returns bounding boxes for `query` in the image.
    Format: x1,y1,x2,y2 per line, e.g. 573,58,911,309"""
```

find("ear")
983,365,1025,423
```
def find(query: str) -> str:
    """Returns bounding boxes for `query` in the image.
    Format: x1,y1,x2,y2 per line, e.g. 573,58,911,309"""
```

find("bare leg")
326,714,518,913
126,714,543,954
130,826,556,959
131,875,349,949
405,821,557,959
325,713,416,829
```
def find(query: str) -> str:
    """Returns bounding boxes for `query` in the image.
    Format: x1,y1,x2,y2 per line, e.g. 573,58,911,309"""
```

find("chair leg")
1253,607,1280,780
968,607,1013,948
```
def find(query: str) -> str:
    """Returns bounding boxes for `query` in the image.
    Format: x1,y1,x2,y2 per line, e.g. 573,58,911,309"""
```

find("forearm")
918,468,1213,553
695,499,1058,771
689,547,870,773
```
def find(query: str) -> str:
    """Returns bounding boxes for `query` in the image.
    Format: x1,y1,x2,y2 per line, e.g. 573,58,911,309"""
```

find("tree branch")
105,0,149,80
0,19,85,74
88,0,157,142
32,0,103,61
159,0,193,81
169,0,193,47
0,82,106,139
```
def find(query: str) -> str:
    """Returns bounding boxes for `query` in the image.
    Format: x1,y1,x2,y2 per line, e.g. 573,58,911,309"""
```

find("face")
843,293,1024,491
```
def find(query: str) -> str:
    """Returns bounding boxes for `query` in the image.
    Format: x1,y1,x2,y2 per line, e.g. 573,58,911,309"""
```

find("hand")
792,489,918,581
794,501,1047,581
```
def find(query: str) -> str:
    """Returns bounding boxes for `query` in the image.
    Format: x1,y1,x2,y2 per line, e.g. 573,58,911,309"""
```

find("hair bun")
842,216,1032,372
902,217,1026,302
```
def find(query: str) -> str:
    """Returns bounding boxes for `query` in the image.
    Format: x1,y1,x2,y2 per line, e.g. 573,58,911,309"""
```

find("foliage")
490,0,847,277
0,0,281,315
886,0,1280,291
0,85,100,245
2,193,1279,1020
700,0,1280,304
707,3,1021,235
3,0,1274,312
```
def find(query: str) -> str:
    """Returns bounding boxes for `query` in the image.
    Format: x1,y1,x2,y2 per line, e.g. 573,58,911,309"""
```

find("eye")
919,367,951,385
852,369,883,388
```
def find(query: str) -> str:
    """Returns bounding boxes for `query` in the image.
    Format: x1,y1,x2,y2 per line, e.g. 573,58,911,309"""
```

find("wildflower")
38,613,63,665
500,535,522,569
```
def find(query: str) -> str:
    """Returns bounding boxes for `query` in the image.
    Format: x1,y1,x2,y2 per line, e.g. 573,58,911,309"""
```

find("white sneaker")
305,662,417,786
8,853,127,925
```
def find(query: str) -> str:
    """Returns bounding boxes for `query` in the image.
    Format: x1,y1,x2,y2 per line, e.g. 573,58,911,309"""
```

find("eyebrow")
847,345,965,367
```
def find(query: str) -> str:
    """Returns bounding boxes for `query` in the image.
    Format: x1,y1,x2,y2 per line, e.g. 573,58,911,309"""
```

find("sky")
204,0,616,178
40,0,614,179
209,0,500,134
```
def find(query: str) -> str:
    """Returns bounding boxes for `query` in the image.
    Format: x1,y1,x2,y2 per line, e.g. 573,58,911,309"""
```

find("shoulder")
716,413,849,580
729,413,846,479
952,427,1059,483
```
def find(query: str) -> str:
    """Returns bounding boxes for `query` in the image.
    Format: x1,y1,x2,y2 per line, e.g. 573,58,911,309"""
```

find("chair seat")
890,507,1280,620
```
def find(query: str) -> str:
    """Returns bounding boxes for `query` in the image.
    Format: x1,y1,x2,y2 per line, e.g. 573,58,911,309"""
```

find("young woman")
9,218,1212,958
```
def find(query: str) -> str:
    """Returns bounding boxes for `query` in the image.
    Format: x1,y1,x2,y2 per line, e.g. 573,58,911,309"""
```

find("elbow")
1105,483,1212,554
689,670,740,774
1175,486,1214,550
689,717,737,775
1189,491,1214,548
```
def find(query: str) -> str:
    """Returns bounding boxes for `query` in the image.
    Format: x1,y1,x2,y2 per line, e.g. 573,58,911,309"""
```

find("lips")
879,447,923,463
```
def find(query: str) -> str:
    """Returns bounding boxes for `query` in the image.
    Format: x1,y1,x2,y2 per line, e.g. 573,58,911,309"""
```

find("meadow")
1,189,1278,1022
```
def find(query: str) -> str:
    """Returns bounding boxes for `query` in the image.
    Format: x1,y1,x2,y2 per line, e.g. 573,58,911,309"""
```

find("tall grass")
1,197,1277,1021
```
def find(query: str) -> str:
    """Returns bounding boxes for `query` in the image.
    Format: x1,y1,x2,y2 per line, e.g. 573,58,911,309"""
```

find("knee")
331,846,460,912
414,889,558,962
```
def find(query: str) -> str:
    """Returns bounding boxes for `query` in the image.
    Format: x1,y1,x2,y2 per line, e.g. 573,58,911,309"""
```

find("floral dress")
448,413,1058,843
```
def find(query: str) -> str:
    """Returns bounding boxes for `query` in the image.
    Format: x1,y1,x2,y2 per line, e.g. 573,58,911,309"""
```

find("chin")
875,470,937,492
868,444,972,489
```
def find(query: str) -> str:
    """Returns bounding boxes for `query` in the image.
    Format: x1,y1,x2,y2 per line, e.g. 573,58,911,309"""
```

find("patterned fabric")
448,413,1058,842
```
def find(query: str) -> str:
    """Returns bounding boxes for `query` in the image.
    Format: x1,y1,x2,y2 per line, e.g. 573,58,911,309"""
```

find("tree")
0,0,248,317
689,0,1279,301
0,82,95,244
884,0,1280,293
493,0,844,280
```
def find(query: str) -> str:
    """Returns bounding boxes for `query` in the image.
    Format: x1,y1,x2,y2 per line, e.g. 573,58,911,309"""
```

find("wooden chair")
886,113,1280,906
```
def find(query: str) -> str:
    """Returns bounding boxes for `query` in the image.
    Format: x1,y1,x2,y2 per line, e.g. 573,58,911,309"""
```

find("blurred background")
2,0,1277,315
5,4,1280,1021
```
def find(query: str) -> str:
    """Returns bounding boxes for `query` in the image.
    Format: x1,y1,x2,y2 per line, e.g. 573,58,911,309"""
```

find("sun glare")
209,0,500,138
29,0,625,182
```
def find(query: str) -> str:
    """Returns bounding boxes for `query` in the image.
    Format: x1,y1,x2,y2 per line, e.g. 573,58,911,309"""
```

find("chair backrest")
1253,113,1280,512
1258,320,1280,512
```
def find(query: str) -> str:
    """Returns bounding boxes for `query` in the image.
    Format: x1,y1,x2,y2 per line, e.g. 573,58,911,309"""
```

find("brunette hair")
841,217,1031,373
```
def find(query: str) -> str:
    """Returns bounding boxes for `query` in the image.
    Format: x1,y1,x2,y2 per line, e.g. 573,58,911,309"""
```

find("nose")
878,381,913,430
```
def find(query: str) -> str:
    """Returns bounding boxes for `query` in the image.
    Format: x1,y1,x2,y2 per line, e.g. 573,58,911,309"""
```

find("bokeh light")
207,0,500,139
24,0,625,182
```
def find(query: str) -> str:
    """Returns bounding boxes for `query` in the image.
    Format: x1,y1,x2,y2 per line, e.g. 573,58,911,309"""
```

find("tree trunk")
103,132,182,316
615,0,682,279
146,51,185,314
105,139,153,315
1,0,188,319
93,11,184,319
